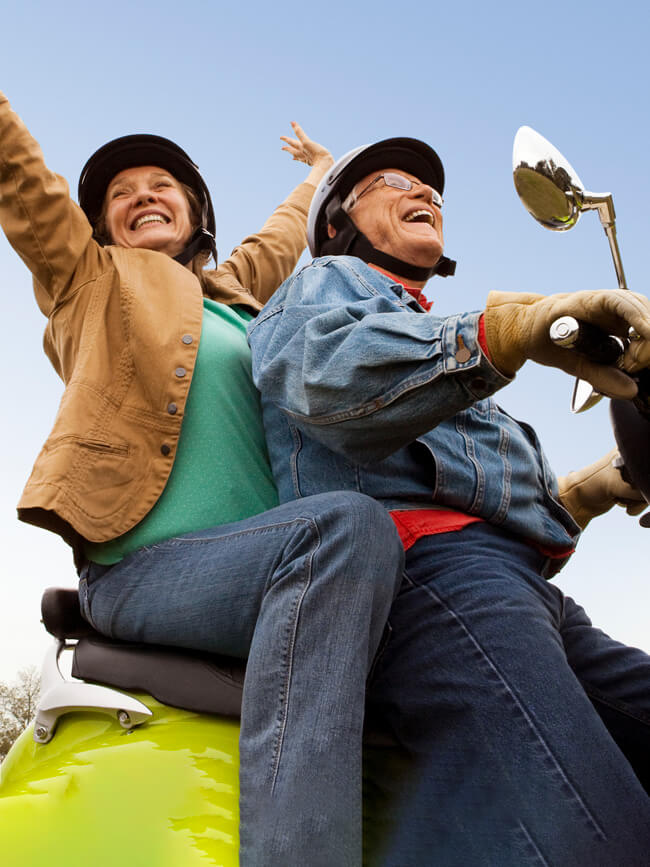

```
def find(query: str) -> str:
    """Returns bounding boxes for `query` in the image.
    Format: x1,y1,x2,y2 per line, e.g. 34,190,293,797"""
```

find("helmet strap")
174,227,218,267
321,201,455,281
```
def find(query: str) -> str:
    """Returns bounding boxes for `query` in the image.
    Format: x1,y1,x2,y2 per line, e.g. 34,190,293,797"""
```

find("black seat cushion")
42,587,245,718
72,635,245,718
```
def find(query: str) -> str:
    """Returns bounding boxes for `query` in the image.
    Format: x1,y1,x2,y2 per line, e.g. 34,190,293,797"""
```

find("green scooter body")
1,586,245,867
0,692,241,866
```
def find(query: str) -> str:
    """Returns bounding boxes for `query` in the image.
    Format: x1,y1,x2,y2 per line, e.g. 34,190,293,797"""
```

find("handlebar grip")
549,316,625,365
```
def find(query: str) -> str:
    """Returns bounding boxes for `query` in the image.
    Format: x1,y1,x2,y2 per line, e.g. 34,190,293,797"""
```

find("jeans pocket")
78,574,96,629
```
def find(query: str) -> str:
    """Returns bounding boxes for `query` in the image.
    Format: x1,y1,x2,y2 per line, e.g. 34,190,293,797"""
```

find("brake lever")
548,317,627,412
550,316,650,423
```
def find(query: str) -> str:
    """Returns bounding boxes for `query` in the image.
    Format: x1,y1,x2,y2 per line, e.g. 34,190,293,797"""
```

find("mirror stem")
603,224,627,290
579,191,628,289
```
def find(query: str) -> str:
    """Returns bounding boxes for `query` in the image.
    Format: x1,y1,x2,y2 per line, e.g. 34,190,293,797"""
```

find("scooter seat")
73,636,245,718
41,587,245,718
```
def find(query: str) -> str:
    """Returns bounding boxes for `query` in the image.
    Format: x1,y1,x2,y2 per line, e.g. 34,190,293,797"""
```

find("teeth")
404,210,434,226
133,214,167,230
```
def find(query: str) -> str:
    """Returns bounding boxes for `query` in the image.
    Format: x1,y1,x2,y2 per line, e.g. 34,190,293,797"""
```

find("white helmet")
307,136,455,281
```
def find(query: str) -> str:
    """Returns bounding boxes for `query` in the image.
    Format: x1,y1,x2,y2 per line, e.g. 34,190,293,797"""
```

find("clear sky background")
0,0,648,681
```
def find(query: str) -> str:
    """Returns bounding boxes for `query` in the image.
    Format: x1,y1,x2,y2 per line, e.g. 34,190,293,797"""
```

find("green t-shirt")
85,299,278,565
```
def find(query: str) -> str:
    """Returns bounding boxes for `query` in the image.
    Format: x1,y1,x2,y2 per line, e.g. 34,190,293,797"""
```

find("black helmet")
78,134,217,265
307,137,455,281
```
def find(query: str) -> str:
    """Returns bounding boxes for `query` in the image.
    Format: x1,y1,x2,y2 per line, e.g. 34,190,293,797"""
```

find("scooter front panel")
0,693,241,866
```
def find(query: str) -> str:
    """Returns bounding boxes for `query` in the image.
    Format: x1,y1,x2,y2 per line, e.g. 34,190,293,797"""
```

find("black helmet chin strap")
174,227,218,267
321,199,456,282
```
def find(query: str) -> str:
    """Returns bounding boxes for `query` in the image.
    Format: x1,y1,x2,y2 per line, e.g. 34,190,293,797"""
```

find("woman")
0,91,404,866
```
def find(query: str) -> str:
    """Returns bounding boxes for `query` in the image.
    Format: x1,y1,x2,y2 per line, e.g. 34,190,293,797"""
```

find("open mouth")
131,213,170,231
403,209,435,227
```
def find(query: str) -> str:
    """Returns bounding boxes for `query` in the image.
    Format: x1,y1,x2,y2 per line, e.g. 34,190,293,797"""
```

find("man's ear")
327,224,337,239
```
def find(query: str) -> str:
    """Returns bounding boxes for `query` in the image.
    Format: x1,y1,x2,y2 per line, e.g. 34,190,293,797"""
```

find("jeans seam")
402,568,608,843
161,519,314,547
96,520,317,639
78,577,95,628
269,517,319,792
515,819,551,866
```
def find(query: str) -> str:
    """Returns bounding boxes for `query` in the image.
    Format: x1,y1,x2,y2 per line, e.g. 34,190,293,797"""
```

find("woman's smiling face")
104,166,194,257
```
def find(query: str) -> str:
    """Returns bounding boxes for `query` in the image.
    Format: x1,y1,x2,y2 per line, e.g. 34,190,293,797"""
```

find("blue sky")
1,0,649,680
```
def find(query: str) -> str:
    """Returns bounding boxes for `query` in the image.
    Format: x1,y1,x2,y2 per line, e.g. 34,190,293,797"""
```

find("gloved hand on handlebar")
483,289,650,398
557,447,647,529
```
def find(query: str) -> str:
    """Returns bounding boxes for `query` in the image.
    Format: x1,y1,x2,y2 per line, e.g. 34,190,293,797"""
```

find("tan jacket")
0,92,313,555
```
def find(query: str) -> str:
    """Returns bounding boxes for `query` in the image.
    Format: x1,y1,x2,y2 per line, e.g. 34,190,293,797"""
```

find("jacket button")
175,367,186,378
455,335,472,363
161,444,171,456
167,403,178,415
182,334,193,344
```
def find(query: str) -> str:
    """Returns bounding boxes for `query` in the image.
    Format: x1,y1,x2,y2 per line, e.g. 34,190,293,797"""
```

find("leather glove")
557,448,647,529
483,289,650,398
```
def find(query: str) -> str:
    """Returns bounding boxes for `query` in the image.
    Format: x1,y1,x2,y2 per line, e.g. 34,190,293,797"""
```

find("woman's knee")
309,492,403,581
308,492,397,543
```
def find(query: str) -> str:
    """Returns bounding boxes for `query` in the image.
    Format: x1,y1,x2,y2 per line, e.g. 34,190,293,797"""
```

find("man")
248,137,650,865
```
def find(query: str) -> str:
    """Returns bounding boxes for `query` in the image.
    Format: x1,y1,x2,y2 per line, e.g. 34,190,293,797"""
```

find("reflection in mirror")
512,124,630,413
512,126,585,230
512,126,605,413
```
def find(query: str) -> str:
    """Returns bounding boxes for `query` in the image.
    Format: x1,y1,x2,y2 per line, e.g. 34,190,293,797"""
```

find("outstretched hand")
281,121,333,187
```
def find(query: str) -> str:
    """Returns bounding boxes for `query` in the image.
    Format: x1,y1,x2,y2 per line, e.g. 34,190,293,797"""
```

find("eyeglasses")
346,172,443,210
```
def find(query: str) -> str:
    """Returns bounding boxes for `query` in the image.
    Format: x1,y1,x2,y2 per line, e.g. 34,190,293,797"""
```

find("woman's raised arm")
214,122,333,305
0,92,97,314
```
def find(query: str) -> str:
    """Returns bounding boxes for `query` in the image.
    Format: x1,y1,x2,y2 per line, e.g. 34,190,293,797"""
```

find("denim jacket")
248,256,581,564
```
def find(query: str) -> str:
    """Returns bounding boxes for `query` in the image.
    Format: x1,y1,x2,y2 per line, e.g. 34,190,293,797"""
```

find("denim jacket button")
167,402,178,415
175,367,186,378
454,335,472,364
182,334,193,344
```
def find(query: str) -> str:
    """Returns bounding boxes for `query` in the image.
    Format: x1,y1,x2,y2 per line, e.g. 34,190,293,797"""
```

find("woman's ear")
327,224,337,239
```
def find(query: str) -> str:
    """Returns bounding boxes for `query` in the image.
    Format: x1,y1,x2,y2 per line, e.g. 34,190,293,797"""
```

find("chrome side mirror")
513,126,585,230
512,126,629,412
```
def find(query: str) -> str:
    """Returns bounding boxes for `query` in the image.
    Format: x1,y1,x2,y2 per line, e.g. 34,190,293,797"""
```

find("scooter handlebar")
549,316,625,366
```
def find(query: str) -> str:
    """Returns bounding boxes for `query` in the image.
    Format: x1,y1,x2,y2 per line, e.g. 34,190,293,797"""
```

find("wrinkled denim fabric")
248,256,581,565
362,523,650,865
247,255,650,863
80,491,404,867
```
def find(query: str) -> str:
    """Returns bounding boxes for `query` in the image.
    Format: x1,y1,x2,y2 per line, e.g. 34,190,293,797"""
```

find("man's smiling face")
341,168,444,271
104,165,194,258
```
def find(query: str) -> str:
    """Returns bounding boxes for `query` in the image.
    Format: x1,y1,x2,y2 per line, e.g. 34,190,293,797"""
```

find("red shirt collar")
368,264,433,312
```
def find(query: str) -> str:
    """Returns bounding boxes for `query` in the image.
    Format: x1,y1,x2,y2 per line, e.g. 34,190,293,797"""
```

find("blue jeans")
362,522,650,866
78,492,404,867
